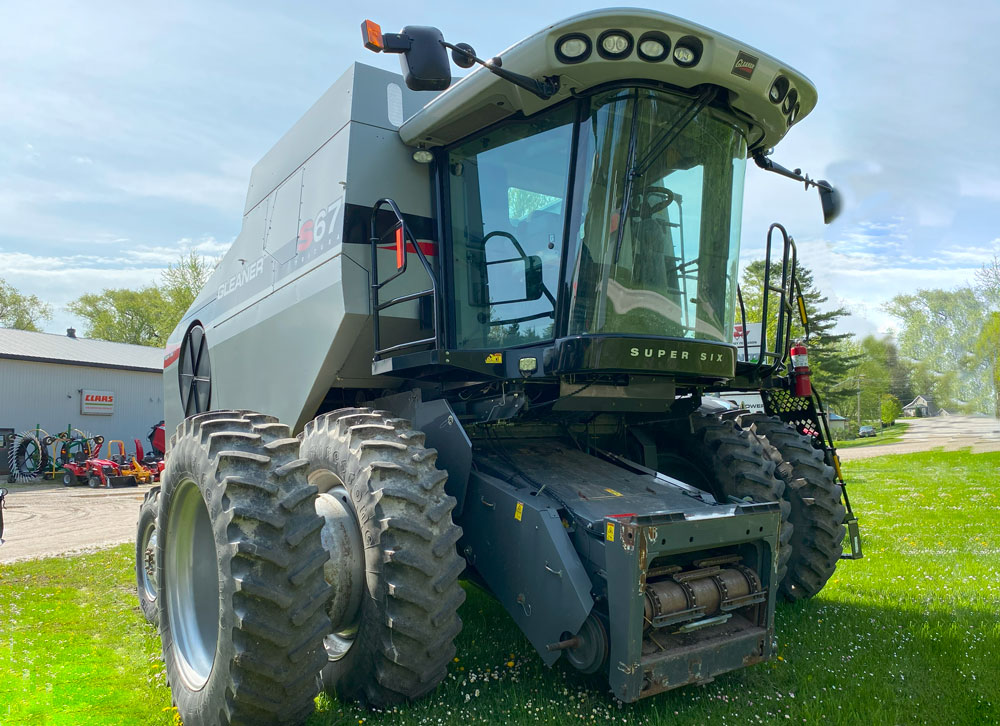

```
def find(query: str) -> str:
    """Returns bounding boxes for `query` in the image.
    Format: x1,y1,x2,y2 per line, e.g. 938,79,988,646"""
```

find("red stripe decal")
377,241,437,257
164,345,181,369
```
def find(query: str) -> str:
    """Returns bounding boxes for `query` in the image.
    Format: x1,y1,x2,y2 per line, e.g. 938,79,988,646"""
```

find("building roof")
0,327,162,372
902,395,939,415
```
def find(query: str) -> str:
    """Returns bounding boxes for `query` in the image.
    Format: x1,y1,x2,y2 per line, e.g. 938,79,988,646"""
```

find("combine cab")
141,9,861,724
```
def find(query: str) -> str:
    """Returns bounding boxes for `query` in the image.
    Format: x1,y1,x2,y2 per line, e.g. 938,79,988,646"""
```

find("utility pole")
856,374,863,427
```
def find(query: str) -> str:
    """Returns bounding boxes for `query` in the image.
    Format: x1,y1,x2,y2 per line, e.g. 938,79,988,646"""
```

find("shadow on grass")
309,580,999,726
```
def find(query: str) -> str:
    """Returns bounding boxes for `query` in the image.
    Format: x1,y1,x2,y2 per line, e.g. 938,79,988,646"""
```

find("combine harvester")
137,9,862,724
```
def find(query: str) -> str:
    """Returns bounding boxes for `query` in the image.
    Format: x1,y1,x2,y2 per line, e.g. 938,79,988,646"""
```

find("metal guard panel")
474,442,740,529
604,511,779,702
458,471,594,665
552,336,735,379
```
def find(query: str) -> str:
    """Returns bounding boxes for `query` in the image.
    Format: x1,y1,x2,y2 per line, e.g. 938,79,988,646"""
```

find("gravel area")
0,481,149,564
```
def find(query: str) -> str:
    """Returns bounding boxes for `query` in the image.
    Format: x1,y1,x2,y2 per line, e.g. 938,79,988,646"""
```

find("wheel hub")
142,526,158,602
164,479,220,689
312,472,365,662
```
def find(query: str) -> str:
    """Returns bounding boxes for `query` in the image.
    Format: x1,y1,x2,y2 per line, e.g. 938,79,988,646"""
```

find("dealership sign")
82,390,115,416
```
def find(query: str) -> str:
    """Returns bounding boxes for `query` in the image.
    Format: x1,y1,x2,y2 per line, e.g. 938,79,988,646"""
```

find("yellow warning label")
485,352,503,364
606,522,615,541
604,488,623,497
514,502,524,521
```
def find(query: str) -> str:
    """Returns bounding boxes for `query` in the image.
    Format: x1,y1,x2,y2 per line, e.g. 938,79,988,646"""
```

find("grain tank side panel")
163,63,442,439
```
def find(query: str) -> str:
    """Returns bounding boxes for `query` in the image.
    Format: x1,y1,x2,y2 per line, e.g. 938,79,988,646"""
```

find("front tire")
741,414,846,600
136,487,160,626
300,408,465,708
158,411,331,726
655,411,793,585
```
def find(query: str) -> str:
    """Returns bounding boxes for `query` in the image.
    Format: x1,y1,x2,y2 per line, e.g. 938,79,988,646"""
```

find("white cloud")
104,168,247,212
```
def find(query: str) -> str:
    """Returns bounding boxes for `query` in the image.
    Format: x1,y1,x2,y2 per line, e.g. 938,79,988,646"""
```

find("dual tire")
740,414,846,601
142,408,465,725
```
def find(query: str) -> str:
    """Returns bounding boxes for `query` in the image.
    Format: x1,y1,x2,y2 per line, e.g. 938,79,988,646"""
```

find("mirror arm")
752,152,832,191
440,40,560,100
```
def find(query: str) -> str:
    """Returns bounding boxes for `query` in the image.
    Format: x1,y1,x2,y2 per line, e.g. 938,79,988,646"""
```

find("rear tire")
741,414,846,601
158,411,331,726
655,411,793,585
136,487,160,626
62,472,77,487
300,408,465,708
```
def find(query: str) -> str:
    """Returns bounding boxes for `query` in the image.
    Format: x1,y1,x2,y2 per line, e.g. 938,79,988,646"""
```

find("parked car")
858,425,877,438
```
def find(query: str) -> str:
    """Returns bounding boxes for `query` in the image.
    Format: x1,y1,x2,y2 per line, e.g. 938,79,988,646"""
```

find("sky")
2,0,999,339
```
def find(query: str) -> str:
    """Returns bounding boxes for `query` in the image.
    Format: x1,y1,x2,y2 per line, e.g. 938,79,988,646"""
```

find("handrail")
369,198,439,362
736,223,798,379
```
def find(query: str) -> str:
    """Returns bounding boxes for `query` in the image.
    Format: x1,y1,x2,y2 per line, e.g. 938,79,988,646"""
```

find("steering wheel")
644,186,675,215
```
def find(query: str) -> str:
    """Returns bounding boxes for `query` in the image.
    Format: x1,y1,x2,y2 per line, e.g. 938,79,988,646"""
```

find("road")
836,415,1000,461
1,415,997,563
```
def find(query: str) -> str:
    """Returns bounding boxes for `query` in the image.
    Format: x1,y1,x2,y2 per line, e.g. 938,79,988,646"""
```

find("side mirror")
817,182,842,224
361,21,451,92
397,26,451,91
486,254,544,305
524,255,544,301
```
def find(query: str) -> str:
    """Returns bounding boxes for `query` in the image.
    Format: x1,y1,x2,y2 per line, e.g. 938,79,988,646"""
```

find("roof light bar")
596,29,633,60
672,35,703,67
637,31,670,62
555,33,592,64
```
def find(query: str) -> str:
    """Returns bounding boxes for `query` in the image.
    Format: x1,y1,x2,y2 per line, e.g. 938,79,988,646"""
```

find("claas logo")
85,394,113,402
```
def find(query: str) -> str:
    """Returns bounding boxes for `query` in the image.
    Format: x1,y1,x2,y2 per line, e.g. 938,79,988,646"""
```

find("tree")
975,255,1000,310
68,287,167,346
0,278,52,331
881,393,902,425
161,252,213,323
975,311,1000,418
884,287,988,413
740,261,859,410
69,253,214,347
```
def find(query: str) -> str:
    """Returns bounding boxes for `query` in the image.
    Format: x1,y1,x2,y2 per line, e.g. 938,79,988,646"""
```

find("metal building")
0,328,162,473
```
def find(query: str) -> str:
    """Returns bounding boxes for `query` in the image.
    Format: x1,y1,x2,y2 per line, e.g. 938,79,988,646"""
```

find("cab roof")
399,8,817,152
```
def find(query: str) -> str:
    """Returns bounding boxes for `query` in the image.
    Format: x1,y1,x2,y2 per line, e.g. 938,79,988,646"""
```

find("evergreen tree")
739,260,858,410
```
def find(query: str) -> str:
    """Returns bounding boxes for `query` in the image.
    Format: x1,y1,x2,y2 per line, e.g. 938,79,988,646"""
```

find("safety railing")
735,223,804,379
369,198,439,361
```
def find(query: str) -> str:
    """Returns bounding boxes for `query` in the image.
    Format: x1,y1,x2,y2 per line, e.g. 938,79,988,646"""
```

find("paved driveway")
837,415,1000,461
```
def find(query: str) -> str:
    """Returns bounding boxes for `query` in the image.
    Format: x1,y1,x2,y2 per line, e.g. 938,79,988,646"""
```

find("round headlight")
769,76,789,104
412,149,434,164
596,29,633,60
672,36,703,67
555,33,592,64
782,88,799,115
636,31,670,62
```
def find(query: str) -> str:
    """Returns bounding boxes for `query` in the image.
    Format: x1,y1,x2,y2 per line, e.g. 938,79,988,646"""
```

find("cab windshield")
568,88,747,342
447,87,747,349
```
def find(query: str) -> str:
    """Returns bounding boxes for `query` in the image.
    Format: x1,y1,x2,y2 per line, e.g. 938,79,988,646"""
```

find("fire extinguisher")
790,341,812,397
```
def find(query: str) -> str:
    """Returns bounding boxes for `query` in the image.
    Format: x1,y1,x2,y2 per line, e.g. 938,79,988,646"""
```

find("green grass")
2,449,997,726
834,421,910,448
0,547,173,726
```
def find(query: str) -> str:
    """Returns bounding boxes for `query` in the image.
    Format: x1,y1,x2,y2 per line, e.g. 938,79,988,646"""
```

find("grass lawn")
1,449,997,726
834,421,910,449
